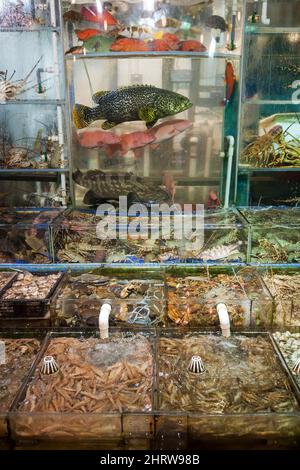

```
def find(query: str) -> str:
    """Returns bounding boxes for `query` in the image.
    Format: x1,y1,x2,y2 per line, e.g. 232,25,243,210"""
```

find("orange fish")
162,33,179,49
110,38,149,52
177,40,207,52
76,129,120,148
75,29,101,41
80,6,118,26
222,61,236,106
148,39,173,51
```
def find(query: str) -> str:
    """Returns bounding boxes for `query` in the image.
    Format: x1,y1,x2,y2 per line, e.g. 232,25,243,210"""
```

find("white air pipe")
224,135,235,209
216,303,231,337
261,1,270,25
98,303,112,340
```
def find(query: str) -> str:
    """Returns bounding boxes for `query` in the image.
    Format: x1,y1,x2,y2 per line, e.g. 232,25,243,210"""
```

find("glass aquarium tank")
51,268,165,327
273,330,300,391
165,265,273,328
0,0,71,207
10,329,155,445
51,207,248,264
156,330,300,444
0,330,43,441
0,208,62,263
62,0,245,208
239,206,300,264
236,0,300,206
260,266,300,327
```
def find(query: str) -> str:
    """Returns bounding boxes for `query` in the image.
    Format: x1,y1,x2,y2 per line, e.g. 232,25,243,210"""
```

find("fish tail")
72,104,97,129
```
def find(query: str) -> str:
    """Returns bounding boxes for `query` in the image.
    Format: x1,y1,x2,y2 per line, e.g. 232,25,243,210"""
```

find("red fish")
162,33,179,49
120,130,155,153
177,40,207,52
110,38,149,52
148,39,173,51
222,61,236,106
151,119,192,144
80,6,118,26
76,129,120,148
75,29,101,41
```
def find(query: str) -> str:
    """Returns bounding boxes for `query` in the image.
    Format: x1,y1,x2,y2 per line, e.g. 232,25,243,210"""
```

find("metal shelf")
242,99,300,105
65,51,242,60
239,166,300,174
246,25,300,34
0,99,65,106
0,26,60,33
0,168,69,174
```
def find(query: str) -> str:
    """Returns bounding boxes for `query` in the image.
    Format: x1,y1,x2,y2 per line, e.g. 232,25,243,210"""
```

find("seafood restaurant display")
1,0,300,451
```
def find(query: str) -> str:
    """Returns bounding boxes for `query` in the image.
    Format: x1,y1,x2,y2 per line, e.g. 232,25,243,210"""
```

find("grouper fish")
72,85,192,130
73,169,171,206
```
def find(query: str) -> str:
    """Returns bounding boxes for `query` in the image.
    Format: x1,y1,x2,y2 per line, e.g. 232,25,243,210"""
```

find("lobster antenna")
24,55,44,82
83,60,94,98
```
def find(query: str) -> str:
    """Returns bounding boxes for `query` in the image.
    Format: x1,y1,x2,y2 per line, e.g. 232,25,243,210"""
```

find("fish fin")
138,107,157,125
146,119,158,129
72,104,95,129
83,190,105,206
92,90,111,104
102,120,117,130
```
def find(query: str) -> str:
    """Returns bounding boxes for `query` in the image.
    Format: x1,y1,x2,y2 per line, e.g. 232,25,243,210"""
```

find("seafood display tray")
10,328,156,443
0,329,46,439
0,272,66,318
7,329,300,446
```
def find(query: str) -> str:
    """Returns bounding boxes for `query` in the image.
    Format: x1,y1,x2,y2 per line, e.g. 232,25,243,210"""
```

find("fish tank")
238,206,300,264
10,329,156,446
0,208,62,263
260,267,300,327
0,330,44,441
51,268,165,327
165,265,273,328
62,0,245,209
273,330,300,392
51,208,182,263
236,0,300,206
8,328,300,449
155,330,300,446
0,0,55,28
51,207,248,264
0,0,71,208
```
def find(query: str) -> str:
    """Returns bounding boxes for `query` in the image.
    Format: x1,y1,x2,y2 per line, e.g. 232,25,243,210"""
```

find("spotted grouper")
72,85,192,130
